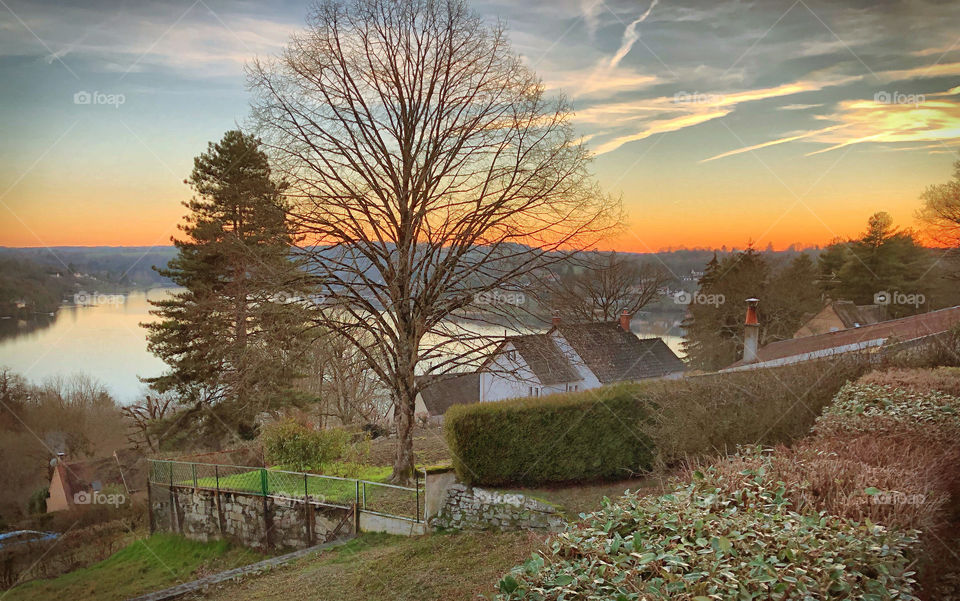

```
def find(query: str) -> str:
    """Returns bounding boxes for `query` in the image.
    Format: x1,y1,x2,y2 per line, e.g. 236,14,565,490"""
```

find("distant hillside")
0,256,75,316
0,246,177,290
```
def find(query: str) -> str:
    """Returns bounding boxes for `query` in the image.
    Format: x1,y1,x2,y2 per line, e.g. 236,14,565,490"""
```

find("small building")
793,300,887,338
415,312,685,421
46,449,145,513
726,303,960,371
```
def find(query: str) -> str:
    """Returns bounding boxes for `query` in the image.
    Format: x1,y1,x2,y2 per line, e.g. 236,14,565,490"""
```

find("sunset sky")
0,0,958,251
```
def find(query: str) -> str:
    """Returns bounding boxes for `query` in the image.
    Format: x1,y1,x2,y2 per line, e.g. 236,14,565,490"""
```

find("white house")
416,312,685,421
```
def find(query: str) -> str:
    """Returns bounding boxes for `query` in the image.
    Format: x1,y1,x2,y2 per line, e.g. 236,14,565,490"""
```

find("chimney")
619,310,631,333
551,311,561,327
743,298,760,363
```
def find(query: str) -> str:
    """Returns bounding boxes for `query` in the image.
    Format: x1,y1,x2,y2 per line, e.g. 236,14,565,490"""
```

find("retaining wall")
428,482,565,531
150,484,353,552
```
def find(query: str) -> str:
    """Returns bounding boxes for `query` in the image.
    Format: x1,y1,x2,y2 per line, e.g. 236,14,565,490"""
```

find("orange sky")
0,0,957,251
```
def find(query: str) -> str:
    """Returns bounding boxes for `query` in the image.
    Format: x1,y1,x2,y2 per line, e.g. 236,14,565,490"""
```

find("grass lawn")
182,531,545,601
3,533,263,601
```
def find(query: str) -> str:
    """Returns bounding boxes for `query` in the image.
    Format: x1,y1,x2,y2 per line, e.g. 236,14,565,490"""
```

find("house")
46,449,145,512
725,301,960,371
415,312,685,421
793,300,887,338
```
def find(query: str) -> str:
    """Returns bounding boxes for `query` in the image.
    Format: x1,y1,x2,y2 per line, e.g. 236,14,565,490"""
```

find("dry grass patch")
186,531,545,601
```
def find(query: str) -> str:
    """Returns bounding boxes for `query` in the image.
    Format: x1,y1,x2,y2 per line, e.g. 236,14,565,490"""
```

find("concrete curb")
126,537,354,601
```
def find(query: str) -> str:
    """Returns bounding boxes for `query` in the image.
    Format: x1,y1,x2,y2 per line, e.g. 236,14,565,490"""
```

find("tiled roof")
555,322,686,383
729,305,960,369
417,373,480,416
508,334,581,385
832,300,886,328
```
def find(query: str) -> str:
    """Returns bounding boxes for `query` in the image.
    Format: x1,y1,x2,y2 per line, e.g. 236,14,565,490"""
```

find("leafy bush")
27,486,49,515
445,384,655,486
447,359,866,486
260,420,350,471
497,450,919,600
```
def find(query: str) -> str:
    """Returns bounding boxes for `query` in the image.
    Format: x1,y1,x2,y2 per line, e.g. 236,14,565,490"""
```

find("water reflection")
0,289,173,404
0,287,686,405
0,313,57,342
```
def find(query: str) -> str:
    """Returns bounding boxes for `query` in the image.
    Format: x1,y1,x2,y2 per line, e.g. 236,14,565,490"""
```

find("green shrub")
445,384,655,486
260,420,350,471
496,450,920,600
447,359,867,486
27,486,49,515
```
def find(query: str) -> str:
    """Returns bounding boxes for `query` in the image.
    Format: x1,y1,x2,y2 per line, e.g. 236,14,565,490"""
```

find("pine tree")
682,248,820,370
819,212,933,316
143,130,309,430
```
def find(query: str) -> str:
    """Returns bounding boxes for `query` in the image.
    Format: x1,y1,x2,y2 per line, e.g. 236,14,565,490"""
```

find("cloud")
805,98,960,156
592,109,729,155
700,125,848,162
607,0,659,70
779,103,824,111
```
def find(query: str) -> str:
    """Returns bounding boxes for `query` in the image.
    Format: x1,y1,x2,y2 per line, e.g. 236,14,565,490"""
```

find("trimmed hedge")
444,384,654,486
446,358,870,486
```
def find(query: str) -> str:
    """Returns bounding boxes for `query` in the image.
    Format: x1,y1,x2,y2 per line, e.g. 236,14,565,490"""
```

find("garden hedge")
445,357,870,486
444,384,654,486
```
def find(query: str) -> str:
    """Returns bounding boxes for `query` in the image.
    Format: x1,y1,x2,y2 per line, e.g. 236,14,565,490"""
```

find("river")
0,288,685,404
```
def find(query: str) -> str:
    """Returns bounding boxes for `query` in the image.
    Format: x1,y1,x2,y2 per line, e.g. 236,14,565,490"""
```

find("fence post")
355,480,361,533
261,468,272,550
415,469,420,524
147,479,154,534
192,463,197,489
362,482,366,510
214,465,224,536
304,473,313,546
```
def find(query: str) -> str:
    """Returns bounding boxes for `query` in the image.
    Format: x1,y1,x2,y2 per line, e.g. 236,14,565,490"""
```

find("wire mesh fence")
148,460,423,521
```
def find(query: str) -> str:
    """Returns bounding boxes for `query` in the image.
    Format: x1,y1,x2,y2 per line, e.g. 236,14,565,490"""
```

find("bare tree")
918,158,960,278
297,327,392,427
121,393,175,452
248,0,620,482
537,252,669,323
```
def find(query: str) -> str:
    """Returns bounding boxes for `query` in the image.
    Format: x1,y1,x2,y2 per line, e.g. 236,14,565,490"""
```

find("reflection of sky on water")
0,287,685,404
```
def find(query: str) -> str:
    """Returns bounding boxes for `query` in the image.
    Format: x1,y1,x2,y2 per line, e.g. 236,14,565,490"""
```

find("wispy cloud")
779,103,824,111
607,0,659,70
701,125,848,162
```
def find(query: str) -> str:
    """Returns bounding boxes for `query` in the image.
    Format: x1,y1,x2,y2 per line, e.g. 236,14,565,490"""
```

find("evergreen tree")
682,248,820,371
143,130,309,430
818,212,933,317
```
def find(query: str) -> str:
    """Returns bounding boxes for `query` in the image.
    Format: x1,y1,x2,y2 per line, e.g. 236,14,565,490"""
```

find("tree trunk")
391,387,415,485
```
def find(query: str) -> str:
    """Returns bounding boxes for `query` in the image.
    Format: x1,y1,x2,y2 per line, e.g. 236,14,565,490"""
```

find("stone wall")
429,482,565,531
150,484,353,552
